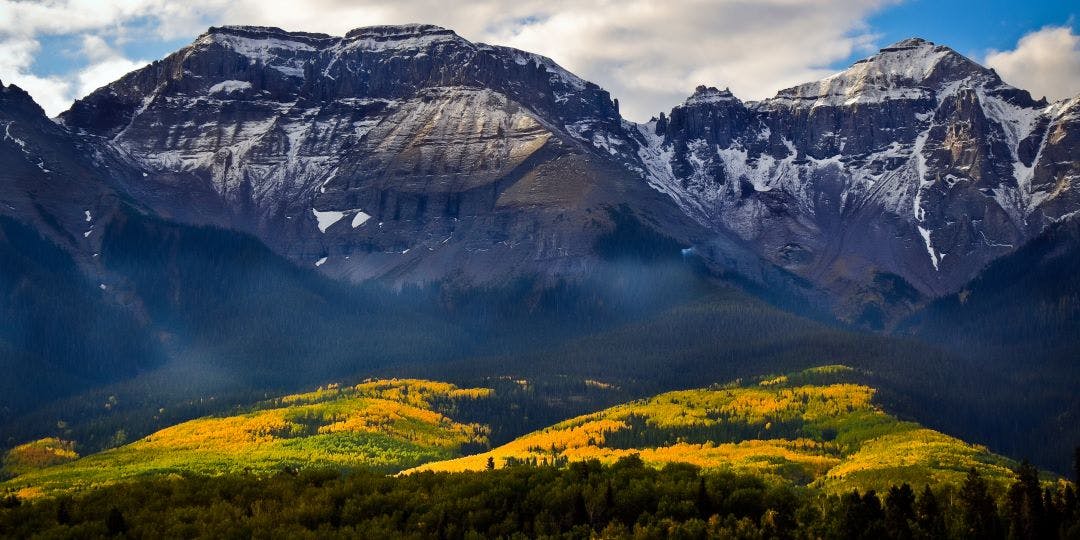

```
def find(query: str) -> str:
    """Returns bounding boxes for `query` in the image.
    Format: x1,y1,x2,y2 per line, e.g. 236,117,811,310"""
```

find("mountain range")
2,24,1079,474
11,25,1080,319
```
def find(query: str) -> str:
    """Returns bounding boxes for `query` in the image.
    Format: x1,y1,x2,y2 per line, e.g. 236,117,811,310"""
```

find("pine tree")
838,490,886,540
915,485,945,539
1042,487,1061,538
696,477,709,515
105,507,127,536
1064,485,1077,521
1074,446,1080,484
1063,484,1080,538
1006,460,1044,540
862,490,886,538
959,468,1002,540
56,498,71,525
884,483,915,540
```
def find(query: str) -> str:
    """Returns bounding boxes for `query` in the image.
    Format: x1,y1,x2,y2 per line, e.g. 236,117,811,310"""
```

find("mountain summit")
645,37,1079,318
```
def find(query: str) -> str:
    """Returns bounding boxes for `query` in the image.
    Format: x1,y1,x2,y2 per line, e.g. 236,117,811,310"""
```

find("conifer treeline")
2,455,1077,538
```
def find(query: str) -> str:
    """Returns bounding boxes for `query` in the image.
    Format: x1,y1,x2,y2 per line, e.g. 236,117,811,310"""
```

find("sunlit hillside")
1,438,78,478
412,366,1018,493
3,379,492,498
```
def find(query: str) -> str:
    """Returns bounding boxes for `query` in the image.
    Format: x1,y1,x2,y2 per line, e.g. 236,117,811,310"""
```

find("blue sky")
2,0,1078,120
860,0,1077,60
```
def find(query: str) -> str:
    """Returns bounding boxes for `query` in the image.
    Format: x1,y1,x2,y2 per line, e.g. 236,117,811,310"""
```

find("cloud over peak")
985,26,1080,102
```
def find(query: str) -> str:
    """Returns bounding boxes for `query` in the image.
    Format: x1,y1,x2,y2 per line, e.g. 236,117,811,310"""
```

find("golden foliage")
4,379,494,496
821,428,1016,492
414,366,1016,492
2,438,78,476
136,380,491,454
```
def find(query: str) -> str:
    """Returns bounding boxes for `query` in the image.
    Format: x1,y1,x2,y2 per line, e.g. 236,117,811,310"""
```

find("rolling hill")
2,379,492,498
413,366,1018,493
5,367,1028,502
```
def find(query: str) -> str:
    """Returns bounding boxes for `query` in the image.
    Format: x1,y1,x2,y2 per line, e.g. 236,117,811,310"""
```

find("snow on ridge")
343,29,459,52
207,32,318,53
761,40,984,109
2,120,50,172
494,47,588,91
917,225,940,271
208,34,315,78
565,120,624,156
633,121,708,222
684,86,738,106
975,87,1050,217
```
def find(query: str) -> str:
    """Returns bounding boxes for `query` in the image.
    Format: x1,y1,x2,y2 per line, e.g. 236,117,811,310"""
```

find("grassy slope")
413,366,1017,494
3,380,491,498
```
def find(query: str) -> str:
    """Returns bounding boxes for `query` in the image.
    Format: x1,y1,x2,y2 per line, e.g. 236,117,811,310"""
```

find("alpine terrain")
1,19,1079,539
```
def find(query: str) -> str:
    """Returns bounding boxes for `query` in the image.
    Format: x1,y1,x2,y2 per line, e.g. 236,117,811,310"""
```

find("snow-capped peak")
342,24,462,51
343,23,457,41
201,25,336,46
880,37,934,51
767,37,994,108
684,85,739,106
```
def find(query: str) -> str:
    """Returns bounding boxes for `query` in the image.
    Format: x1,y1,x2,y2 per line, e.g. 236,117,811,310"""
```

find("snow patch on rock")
208,80,252,95
312,209,345,233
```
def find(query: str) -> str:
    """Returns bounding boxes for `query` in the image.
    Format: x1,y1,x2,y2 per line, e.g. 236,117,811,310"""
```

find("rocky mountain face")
5,29,1078,320
638,38,1080,318
60,24,696,286
0,79,146,288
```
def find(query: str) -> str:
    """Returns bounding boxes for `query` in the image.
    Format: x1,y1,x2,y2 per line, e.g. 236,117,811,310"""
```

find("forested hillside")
416,366,1019,494
1,456,1076,538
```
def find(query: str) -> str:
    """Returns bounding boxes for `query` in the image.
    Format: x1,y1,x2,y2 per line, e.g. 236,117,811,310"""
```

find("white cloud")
0,0,195,115
986,26,1080,102
0,20,149,116
1,0,900,119
73,35,149,98
0,0,216,40
76,56,148,98
0,37,73,116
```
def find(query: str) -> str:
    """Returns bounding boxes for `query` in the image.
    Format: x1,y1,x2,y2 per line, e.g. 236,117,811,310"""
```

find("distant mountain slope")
0,80,141,259
901,216,1080,475
1,22,1077,483
0,215,161,424
0,76,487,444
905,215,1080,358
0,80,166,421
3,379,492,498
413,366,1018,493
